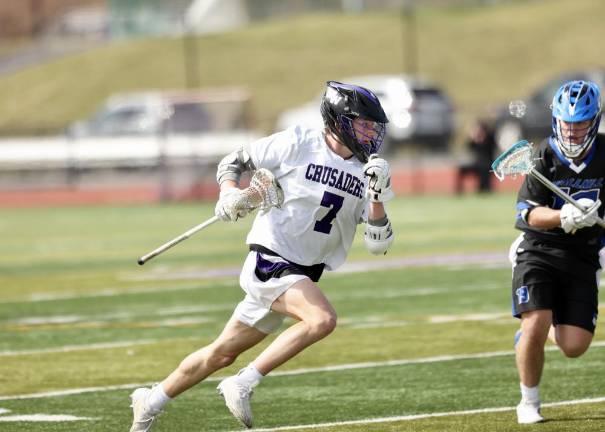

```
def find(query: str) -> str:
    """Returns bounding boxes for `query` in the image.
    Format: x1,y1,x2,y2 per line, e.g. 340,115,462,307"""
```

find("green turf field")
1,193,604,431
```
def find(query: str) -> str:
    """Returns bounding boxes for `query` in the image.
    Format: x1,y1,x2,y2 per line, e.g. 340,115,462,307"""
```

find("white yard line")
4,250,605,304
0,252,511,304
0,414,96,422
243,396,605,432
2,304,230,326
2,341,604,401
0,383,150,401
0,281,234,304
0,311,510,356
0,339,159,357
2,309,602,356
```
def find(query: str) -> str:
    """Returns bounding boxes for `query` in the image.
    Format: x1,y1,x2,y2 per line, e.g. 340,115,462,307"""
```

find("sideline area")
0,156,522,207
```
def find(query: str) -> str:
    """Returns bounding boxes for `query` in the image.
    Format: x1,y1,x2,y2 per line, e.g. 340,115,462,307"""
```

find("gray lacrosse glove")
363,154,394,202
560,198,601,234
215,188,250,222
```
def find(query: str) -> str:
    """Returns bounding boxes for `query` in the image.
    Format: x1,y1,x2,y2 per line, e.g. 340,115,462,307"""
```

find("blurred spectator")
455,119,497,194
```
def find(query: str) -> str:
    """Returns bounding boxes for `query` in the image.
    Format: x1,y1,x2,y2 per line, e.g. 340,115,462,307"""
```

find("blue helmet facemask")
551,80,602,159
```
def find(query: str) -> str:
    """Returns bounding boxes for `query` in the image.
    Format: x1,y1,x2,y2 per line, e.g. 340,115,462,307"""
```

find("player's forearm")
527,206,562,229
219,179,238,192
367,201,386,222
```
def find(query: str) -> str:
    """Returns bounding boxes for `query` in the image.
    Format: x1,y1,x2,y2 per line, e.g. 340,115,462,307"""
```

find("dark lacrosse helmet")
320,81,388,163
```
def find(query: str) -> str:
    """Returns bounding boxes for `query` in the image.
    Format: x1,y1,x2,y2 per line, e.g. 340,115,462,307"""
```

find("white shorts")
234,251,309,334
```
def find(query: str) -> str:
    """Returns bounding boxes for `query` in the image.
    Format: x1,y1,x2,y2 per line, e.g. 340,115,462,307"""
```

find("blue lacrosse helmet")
551,80,602,158
320,81,388,163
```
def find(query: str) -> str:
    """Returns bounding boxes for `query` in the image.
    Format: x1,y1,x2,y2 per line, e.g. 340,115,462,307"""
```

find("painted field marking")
0,407,95,422
2,304,231,325
0,310,512,357
0,251,511,304
0,413,96,422
0,334,209,357
5,251,605,305
242,396,605,432
2,341,605,401
0,339,158,357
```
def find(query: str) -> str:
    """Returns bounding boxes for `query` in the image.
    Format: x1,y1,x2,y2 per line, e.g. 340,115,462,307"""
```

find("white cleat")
517,401,544,424
130,387,160,432
217,376,254,428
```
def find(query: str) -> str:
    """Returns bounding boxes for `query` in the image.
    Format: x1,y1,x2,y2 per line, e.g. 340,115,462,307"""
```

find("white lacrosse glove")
363,154,394,202
215,188,250,222
560,198,601,234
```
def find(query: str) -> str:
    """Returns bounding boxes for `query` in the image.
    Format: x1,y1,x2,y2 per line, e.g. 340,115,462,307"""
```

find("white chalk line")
0,310,513,357
4,306,604,357
0,252,510,304
0,406,97,422
0,339,159,356
242,396,605,432
2,341,605,401
1,303,230,327
0,413,96,422
0,334,210,357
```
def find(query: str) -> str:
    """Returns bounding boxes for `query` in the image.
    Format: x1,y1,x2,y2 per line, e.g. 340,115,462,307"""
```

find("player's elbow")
364,218,394,255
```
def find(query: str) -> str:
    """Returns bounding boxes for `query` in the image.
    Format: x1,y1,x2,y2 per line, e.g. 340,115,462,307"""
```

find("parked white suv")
276,74,455,152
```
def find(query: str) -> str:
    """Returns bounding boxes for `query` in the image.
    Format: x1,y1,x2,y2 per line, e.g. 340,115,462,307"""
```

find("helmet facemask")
553,117,600,159
320,81,389,163
338,115,386,162
551,80,602,159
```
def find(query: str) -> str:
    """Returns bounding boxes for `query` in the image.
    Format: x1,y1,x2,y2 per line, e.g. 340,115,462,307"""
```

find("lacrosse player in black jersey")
510,80,604,424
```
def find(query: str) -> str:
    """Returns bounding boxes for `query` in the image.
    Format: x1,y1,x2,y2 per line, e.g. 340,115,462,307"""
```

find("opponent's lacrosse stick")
137,168,284,265
491,140,605,228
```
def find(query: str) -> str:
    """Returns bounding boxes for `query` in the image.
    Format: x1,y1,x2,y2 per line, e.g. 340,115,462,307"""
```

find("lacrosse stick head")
243,168,284,211
491,140,535,181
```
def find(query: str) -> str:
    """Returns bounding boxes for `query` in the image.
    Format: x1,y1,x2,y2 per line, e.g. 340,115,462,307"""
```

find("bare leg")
252,278,337,375
516,310,552,387
163,315,267,398
551,324,593,358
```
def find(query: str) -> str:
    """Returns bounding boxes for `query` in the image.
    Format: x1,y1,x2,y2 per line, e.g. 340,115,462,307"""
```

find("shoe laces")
228,380,253,400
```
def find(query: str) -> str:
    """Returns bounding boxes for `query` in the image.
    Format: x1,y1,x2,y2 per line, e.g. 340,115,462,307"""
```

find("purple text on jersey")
305,163,365,199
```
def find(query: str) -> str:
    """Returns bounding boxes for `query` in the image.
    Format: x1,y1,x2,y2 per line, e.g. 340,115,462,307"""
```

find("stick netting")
491,140,535,181
227,168,284,217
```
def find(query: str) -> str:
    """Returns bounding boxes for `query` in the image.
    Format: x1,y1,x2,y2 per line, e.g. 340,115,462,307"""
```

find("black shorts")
510,234,600,333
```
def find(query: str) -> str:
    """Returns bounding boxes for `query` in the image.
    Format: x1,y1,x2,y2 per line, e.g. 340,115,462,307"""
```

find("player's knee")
307,311,337,339
558,341,590,358
521,313,551,343
206,348,238,369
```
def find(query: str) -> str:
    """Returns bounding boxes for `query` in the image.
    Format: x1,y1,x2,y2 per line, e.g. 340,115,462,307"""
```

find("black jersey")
515,134,605,248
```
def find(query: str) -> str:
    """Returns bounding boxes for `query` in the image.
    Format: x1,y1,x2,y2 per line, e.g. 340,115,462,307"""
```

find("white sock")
236,364,264,388
520,383,540,404
147,382,171,412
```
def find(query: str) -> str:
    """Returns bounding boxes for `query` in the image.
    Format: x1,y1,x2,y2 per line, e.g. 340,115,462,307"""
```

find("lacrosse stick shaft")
137,216,219,265
529,168,605,228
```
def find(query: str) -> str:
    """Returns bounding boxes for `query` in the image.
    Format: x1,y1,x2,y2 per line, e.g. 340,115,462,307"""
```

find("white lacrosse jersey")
245,125,369,271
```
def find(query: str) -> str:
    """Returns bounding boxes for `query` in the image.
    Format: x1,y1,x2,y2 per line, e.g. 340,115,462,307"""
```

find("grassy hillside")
0,0,603,136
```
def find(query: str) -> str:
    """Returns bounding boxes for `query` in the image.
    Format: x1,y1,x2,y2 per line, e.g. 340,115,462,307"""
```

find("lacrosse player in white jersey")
129,81,394,431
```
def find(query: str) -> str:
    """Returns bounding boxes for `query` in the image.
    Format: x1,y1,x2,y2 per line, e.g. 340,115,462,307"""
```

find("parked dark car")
493,69,605,151
276,74,455,152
